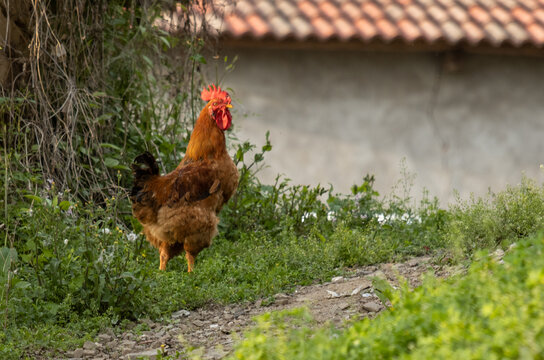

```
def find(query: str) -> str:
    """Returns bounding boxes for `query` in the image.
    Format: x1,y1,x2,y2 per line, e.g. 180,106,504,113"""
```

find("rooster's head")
201,84,232,131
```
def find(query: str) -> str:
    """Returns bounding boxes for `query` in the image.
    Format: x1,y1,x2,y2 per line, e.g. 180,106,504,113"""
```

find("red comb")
201,84,230,102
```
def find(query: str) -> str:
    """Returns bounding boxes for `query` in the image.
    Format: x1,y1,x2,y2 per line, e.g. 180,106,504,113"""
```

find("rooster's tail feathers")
131,152,159,197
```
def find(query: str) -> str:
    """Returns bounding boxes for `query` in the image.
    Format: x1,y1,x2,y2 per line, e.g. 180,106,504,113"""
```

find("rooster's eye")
213,102,217,106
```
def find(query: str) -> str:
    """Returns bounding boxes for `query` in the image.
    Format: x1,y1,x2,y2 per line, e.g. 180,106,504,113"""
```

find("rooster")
130,85,239,272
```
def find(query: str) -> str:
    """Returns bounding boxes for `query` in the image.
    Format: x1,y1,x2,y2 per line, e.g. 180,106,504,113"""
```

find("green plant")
229,233,544,359
446,176,544,257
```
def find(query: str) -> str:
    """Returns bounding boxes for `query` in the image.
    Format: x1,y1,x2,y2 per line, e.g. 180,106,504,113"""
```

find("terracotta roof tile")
247,13,270,37
469,5,492,24
535,8,544,24
333,17,357,39
398,18,422,40
484,21,508,44
448,5,469,23
428,5,449,23
362,2,385,20
190,0,544,48
462,21,486,43
312,16,336,39
342,2,364,20
490,6,512,25
442,20,464,42
420,19,443,41
505,21,530,44
376,18,398,40
512,6,534,25
354,17,379,38
298,0,319,19
527,23,544,43
320,1,341,19
277,0,298,18
385,3,406,21
269,15,293,38
291,16,313,38
256,1,276,17
224,14,250,36
406,4,426,21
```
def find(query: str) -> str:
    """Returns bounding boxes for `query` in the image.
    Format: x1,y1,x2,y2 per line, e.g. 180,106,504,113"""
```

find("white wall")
215,47,544,204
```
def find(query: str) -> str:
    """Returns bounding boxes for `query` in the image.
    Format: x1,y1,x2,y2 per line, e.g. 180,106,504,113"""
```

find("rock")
338,302,350,310
209,324,219,330
105,340,118,349
97,333,113,343
406,258,420,267
83,341,98,350
275,298,289,305
82,349,97,357
331,276,344,283
68,348,85,358
361,292,373,298
362,302,382,313
172,309,191,318
125,348,162,359
192,319,205,327
350,285,370,296
326,290,341,298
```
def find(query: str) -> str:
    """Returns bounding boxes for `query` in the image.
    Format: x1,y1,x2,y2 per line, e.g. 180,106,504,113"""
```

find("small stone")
82,349,97,357
69,348,85,358
83,341,98,350
105,340,117,349
210,324,219,329
172,309,190,318
331,276,344,283
97,333,113,343
275,298,289,305
125,348,162,359
351,285,369,296
326,290,341,298
406,258,420,267
192,319,205,327
338,302,350,310
361,292,373,298
362,302,382,313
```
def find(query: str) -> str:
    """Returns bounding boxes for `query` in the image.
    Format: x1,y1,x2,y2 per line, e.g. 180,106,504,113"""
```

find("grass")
229,233,544,359
2,175,544,358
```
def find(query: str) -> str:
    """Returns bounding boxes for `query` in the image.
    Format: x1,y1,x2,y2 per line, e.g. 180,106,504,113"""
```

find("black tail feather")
130,151,159,198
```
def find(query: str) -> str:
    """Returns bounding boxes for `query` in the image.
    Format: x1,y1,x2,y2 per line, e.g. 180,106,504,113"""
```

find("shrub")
446,176,544,257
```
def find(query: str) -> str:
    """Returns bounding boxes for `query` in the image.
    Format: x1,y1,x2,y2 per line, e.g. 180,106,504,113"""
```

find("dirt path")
61,256,453,359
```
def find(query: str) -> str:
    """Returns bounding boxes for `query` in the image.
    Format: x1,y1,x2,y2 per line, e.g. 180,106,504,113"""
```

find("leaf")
159,36,171,49
142,55,153,68
92,91,107,98
24,194,43,204
104,157,119,168
100,143,122,151
59,201,71,211
0,247,18,274
371,276,395,307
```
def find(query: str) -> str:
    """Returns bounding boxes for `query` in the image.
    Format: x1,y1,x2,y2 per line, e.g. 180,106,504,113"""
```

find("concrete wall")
216,47,544,204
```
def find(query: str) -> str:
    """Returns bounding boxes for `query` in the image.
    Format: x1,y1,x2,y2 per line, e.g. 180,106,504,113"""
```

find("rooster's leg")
185,252,195,273
159,244,170,271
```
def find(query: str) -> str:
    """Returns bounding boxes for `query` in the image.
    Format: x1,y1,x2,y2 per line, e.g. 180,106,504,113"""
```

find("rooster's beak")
226,104,233,109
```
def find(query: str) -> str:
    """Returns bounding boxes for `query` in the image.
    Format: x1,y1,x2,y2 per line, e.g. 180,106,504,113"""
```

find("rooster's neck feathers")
182,106,226,164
